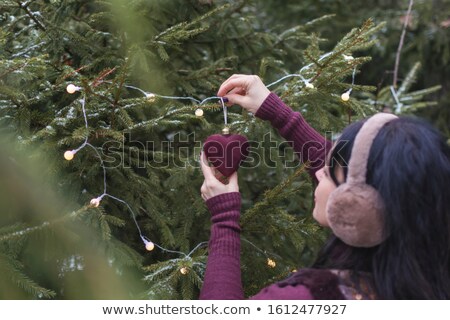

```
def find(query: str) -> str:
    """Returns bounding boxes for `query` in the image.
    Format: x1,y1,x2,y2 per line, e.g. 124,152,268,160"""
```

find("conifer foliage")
0,0,439,299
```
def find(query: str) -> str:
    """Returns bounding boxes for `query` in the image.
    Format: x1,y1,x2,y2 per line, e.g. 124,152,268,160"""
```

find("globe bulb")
341,92,350,102
64,150,75,161
66,84,79,94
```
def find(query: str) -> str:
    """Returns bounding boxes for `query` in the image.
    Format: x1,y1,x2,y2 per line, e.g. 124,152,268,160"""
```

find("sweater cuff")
255,92,293,128
206,192,241,217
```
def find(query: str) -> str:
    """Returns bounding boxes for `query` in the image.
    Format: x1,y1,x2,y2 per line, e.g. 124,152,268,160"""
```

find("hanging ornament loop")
220,97,228,127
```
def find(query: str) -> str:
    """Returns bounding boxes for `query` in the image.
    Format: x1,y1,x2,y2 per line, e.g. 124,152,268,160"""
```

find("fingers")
228,87,246,95
200,182,208,201
224,92,249,106
217,74,255,96
199,152,240,201
227,172,239,192
200,181,207,194
217,77,248,97
200,152,215,180
217,74,269,114
217,75,253,107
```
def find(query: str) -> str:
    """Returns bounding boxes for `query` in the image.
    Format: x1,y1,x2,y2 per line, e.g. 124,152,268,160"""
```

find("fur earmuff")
326,183,385,247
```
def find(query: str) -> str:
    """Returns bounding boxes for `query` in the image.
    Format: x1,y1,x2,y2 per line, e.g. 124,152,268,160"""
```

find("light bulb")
180,267,189,275
146,93,156,102
267,258,276,268
195,108,204,117
305,82,314,89
64,150,75,161
343,54,354,62
90,197,101,208
66,84,79,94
341,91,351,102
145,241,155,251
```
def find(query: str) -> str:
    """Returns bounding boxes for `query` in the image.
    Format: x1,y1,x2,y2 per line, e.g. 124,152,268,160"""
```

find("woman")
199,74,450,299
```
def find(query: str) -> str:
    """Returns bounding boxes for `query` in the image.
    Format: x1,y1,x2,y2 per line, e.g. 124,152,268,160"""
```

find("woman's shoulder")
250,281,314,300
255,268,377,300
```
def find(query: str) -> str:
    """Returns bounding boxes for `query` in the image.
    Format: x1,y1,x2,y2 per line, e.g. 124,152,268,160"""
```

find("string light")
266,73,312,89
62,93,210,257
112,52,341,111
102,51,352,122
62,95,211,259
120,83,226,106
265,52,337,89
64,50,360,259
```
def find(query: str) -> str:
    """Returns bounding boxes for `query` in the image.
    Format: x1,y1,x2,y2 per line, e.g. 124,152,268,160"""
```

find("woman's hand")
200,152,239,201
217,74,270,114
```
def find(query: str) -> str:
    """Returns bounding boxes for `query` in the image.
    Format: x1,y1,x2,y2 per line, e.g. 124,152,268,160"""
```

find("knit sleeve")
199,192,244,300
255,93,332,181
199,191,316,300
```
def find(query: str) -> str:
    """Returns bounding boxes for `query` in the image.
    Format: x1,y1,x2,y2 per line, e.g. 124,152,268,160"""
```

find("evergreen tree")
0,0,443,299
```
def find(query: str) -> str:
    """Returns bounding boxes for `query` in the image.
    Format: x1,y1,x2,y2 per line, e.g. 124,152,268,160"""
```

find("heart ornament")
203,133,249,177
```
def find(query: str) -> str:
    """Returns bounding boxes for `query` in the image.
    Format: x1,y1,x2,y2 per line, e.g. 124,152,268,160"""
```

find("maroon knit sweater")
200,93,332,300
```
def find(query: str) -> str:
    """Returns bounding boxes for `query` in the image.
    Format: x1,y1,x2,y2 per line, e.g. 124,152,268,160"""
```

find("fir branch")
323,20,381,69
405,101,438,111
404,85,441,99
397,61,420,96
143,259,180,281
0,60,30,79
241,165,308,227
0,253,56,298
0,207,89,242
154,4,230,44
128,104,200,130
105,238,143,268
16,0,46,32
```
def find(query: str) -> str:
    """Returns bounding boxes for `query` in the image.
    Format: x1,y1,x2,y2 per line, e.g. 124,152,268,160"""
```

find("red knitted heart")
203,134,249,177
